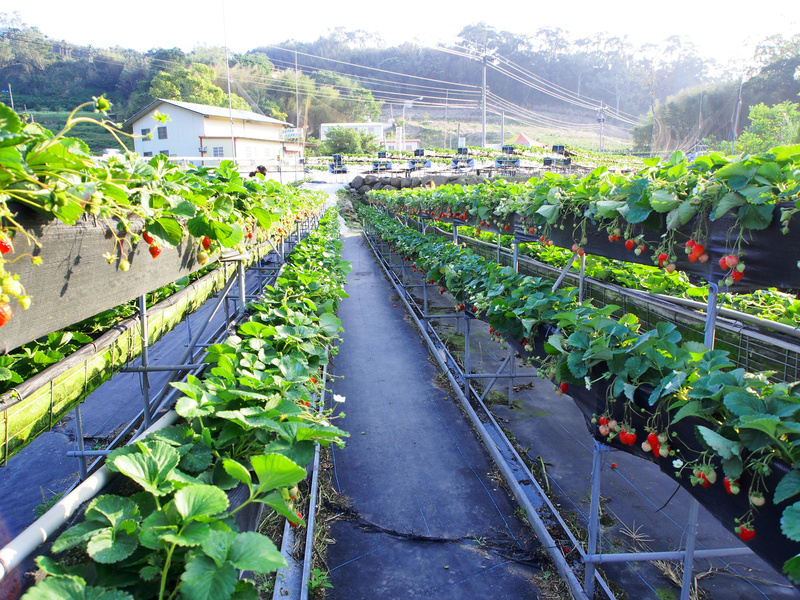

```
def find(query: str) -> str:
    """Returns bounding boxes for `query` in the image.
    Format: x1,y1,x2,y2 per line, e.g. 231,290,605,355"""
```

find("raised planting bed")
0,262,228,464
361,204,800,585
0,212,210,354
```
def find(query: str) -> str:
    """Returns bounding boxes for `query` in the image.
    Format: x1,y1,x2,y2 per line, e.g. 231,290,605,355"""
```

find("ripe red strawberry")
657,253,668,266
202,236,212,250
504,225,509,231
725,255,739,268
685,240,695,248
625,239,635,251
698,253,709,263
719,257,729,270
0,303,11,327
692,243,705,255
529,227,535,234
559,382,568,393
736,524,755,542
731,270,744,282
0,236,11,254
647,432,661,458
598,417,609,425
149,245,161,259
694,469,711,487
723,476,740,494
289,511,303,528
142,231,154,245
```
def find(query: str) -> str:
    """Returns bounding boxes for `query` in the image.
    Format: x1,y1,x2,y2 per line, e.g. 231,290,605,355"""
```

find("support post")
552,255,577,292
680,498,701,600
507,348,515,406
139,295,153,427
578,252,587,303
453,224,459,245
584,440,604,597
463,314,471,399
423,273,429,318
513,239,520,273
496,233,501,264
704,283,719,349
237,260,247,316
72,405,87,480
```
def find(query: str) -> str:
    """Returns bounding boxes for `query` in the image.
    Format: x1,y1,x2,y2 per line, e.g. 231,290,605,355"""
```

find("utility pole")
295,50,300,128
3,83,13,112
221,1,236,161
481,51,487,148
500,110,505,148
443,90,448,150
597,102,605,153
731,78,744,154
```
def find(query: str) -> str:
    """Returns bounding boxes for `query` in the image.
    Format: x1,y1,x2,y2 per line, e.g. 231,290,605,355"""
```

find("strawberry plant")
23,209,350,599
361,204,800,582
0,98,322,335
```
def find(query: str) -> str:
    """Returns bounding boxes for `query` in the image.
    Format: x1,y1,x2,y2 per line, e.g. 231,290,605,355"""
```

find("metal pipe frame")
364,228,592,600
378,211,756,599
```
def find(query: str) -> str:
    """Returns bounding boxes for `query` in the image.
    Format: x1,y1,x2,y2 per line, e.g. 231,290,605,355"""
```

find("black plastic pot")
566,377,800,576
514,206,800,293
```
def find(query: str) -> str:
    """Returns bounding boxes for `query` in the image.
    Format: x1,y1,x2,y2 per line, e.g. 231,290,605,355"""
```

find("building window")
141,128,151,140
160,150,169,156
212,146,224,157
143,151,153,157
157,126,168,140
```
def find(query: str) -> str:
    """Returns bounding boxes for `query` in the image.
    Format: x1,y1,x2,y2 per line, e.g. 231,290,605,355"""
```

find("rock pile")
343,173,487,199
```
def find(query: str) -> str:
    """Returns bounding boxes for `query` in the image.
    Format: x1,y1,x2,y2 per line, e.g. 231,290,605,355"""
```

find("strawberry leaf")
180,555,237,600
784,554,800,585
781,502,800,541
174,484,229,521
775,469,800,505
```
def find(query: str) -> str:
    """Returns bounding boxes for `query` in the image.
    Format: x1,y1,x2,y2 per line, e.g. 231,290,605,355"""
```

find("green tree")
149,63,248,109
736,101,800,152
319,127,379,155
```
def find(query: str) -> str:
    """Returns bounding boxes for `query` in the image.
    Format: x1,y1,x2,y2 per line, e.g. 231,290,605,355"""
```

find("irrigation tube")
0,410,180,582
365,231,591,600
300,360,329,600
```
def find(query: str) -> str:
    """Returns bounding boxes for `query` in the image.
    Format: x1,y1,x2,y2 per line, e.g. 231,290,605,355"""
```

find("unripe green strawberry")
18,295,32,310
1,277,22,297
119,259,131,272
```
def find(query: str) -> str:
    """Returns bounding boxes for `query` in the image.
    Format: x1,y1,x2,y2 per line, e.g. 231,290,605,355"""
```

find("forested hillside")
1,12,798,154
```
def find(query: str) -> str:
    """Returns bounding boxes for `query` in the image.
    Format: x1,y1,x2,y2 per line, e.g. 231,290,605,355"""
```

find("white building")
319,122,386,142
124,99,293,167
384,138,421,152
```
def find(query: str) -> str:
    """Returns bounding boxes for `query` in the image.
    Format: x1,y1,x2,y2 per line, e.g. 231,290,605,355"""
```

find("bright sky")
8,1,799,68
